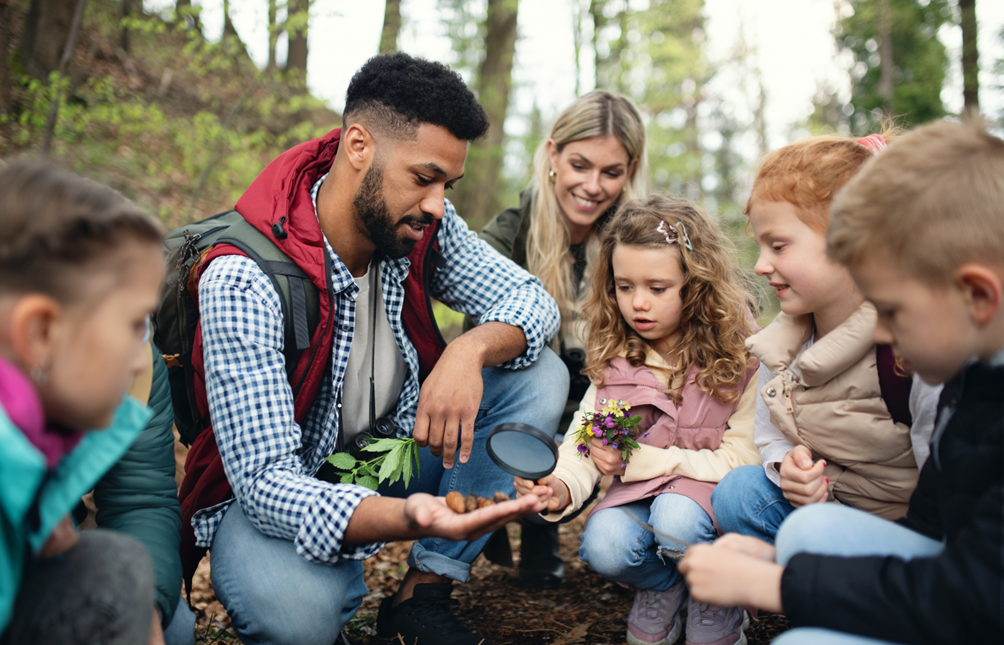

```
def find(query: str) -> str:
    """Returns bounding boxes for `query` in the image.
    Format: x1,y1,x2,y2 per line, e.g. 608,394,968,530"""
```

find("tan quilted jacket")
746,303,918,520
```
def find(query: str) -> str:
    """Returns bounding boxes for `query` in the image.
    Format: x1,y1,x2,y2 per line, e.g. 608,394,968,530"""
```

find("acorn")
477,496,494,509
445,491,466,514
493,491,510,503
465,494,479,513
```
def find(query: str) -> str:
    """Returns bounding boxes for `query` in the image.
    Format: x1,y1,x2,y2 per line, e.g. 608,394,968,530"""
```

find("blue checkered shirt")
192,181,560,564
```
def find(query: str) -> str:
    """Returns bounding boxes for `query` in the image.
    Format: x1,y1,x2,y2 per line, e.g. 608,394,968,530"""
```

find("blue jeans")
209,504,368,645
382,347,568,582
711,464,794,544
771,504,943,644
580,494,718,591
163,597,195,645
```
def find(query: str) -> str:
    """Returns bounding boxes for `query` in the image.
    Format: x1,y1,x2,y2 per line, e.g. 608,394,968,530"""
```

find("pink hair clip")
657,220,692,251
856,134,887,155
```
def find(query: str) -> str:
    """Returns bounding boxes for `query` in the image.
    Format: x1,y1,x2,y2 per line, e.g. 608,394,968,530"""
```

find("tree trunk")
0,1,11,115
121,0,136,53
877,0,894,112
285,0,309,81
41,0,87,155
267,0,278,71
222,0,237,40
174,0,199,32
451,0,518,224
18,0,77,79
589,0,606,89
571,0,583,96
959,0,979,113
379,0,402,53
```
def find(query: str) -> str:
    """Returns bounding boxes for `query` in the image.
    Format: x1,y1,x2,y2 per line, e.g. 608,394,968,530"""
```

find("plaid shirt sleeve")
199,255,383,563
431,199,560,369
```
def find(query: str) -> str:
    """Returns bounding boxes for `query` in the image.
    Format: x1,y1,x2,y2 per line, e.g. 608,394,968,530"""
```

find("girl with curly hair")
516,194,760,645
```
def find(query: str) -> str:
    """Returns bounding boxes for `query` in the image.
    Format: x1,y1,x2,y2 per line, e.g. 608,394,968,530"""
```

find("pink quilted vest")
588,356,756,529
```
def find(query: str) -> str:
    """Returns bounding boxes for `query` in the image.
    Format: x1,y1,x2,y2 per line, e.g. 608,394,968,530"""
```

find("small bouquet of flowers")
573,398,645,466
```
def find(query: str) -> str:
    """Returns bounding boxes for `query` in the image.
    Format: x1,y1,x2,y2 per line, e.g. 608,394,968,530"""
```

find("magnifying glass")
486,422,558,515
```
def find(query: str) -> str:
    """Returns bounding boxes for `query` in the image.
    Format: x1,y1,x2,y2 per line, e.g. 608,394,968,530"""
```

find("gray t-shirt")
340,259,407,442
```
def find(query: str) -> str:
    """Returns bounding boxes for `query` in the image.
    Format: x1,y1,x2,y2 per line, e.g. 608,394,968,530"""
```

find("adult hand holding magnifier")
486,423,564,516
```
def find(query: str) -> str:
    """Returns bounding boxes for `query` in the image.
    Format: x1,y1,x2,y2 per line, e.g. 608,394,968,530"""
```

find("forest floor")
190,505,791,645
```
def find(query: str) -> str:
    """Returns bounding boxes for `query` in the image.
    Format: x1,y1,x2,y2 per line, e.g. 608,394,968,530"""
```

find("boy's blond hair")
828,119,1004,283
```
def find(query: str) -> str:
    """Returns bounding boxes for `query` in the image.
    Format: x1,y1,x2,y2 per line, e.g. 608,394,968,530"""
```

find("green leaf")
378,443,406,484
360,438,407,453
357,475,379,490
325,452,357,470
339,472,354,484
402,442,414,489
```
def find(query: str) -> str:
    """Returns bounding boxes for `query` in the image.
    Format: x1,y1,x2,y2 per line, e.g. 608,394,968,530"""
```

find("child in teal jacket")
0,159,167,645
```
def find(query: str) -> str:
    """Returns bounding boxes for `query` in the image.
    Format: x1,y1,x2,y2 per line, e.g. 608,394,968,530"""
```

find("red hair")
745,132,895,232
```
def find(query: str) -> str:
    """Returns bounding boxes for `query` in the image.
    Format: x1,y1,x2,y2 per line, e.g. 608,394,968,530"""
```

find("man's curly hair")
344,52,489,142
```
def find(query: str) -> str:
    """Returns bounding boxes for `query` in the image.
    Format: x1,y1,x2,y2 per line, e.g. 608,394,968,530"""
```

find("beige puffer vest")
746,303,917,520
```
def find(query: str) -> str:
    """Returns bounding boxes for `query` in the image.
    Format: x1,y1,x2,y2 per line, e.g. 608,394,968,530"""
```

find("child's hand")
514,474,571,513
589,439,627,476
679,543,784,612
714,533,777,562
39,515,77,558
779,445,828,507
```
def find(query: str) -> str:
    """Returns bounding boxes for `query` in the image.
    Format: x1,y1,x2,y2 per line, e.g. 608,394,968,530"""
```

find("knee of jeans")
226,585,350,645
711,467,760,523
580,531,636,579
775,504,834,565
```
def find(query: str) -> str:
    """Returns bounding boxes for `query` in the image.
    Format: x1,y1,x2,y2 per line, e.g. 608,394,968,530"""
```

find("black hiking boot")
518,521,565,589
376,582,485,645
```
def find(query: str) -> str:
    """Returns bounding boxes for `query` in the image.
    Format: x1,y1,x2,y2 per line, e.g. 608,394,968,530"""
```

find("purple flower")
620,462,626,468
605,418,615,428
593,427,603,437
621,429,629,435
577,444,589,455
602,439,609,446
612,442,618,449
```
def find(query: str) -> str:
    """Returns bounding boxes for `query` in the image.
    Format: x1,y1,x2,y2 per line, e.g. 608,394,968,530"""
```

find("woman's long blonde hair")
526,90,648,338
584,195,757,404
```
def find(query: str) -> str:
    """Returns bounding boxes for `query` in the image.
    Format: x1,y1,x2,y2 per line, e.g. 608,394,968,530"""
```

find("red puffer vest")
177,128,446,588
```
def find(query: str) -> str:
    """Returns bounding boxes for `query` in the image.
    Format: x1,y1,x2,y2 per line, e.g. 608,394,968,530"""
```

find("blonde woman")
479,89,648,588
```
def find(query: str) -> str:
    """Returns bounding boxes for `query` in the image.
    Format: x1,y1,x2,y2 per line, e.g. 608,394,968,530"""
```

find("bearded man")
179,53,567,645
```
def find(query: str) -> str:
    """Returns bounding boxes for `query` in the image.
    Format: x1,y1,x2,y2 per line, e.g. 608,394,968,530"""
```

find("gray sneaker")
626,580,686,645
683,597,748,645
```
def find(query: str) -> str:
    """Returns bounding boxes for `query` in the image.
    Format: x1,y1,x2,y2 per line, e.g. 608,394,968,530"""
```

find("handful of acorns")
445,491,510,514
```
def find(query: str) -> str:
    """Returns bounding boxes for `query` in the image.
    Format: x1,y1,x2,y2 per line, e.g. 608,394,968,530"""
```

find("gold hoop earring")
548,169,556,181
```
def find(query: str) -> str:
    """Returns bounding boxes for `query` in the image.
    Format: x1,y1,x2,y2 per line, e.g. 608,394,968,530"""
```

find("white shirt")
340,259,407,442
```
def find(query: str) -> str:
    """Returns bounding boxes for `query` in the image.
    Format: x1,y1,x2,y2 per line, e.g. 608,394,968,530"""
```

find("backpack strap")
215,218,320,381
877,344,913,426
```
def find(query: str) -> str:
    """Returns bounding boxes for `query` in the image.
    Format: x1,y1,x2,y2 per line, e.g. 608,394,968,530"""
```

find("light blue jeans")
208,348,567,643
711,464,795,544
580,494,718,591
771,503,943,645
382,346,568,582
210,503,367,645
163,597,196,645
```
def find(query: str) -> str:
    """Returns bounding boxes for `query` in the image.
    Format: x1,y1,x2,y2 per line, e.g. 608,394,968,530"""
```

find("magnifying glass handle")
532,479,550,517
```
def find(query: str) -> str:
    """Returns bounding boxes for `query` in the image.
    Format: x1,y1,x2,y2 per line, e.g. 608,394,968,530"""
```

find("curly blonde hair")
584,195,757,404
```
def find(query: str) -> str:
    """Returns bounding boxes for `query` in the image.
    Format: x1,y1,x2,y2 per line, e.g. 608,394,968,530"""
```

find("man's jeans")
208,347,568,645
579,494,718,591
770,504,943,644
384,346,568,582
711,464,795,544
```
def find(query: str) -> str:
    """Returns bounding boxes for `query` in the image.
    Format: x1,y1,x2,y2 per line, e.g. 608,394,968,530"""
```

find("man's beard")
353,162,431,259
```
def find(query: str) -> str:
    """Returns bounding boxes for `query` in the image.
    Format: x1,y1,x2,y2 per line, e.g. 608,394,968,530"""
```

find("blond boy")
679,119,1004,645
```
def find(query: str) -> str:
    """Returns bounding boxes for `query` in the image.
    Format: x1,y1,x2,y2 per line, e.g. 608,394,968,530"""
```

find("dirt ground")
190,511,790,645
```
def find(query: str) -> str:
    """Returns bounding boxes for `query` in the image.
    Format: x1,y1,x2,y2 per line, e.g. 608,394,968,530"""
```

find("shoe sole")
627,614,683,645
